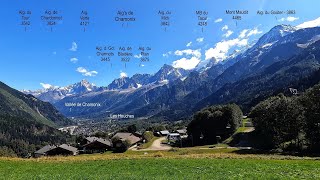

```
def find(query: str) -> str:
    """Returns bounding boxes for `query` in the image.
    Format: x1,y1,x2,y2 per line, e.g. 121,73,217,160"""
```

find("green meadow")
0,150,319,180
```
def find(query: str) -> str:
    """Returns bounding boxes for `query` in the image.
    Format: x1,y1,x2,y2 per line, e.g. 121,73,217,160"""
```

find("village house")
82,137,112,153
158,130,170,136
112,132,141,147
34,144,78,157
175,129,187,136
34,145,56,158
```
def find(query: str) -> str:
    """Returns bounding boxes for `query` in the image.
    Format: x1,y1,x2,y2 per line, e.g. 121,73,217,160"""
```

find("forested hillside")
0,81,71,157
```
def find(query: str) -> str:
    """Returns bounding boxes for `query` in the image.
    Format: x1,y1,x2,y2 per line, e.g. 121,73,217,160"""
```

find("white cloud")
134,54,142,58
186,41,192,47
40,83,53,89
287,17,299,22
214,18,223,23
205,26,262,62
76,67,98,77
172,48,202,70
174,49,201,58
221,25,228,31
120,71,128,78
205,38,248,62
239,29,249,39
223,30,233,38
239,27,262,38
70,57,78,63
279,16,299,22
69,42,78,51
247,28,263,37
296,17,320,29
163,51,172,57
172,56,201,70
140,64,145,67
196,37,204,43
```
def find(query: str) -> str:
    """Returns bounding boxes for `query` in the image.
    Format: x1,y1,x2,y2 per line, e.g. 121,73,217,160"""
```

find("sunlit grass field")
0,148,319,179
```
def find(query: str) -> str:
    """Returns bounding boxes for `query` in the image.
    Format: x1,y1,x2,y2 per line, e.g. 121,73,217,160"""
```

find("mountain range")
22,24,320,121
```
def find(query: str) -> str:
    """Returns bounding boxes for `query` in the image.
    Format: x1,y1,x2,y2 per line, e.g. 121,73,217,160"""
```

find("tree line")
250,83,320,152
187,83,320,153
187,104,243,145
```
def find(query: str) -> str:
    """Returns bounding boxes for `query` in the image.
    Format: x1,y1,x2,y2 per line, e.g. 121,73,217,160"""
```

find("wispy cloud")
186,42,192,47
279,16,299,22
174,49,201,58
246,28,263,37
196,37,204,43
239,27,262,38
163,51,172,57
221,25,228,31
239,29,249,39
134,54,142,59
223,30,233,38
214,18,223,23
69,42,78,51
70,57,78,63
76,67,98,77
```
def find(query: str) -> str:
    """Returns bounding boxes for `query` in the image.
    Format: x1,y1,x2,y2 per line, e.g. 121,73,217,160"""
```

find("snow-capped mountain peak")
67,79,96,93
254,24,296,48
151,64,189,82
195,57,217,72
22,79,97,103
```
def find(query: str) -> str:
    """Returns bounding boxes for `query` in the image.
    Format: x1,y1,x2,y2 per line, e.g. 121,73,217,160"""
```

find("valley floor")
0,148,319,179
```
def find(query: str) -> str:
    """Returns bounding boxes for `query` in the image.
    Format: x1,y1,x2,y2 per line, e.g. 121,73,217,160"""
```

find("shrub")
142,131,154,142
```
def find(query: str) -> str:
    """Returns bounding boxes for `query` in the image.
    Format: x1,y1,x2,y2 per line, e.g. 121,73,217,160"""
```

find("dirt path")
243,127,255,132
146,137,171,150
133,137,172,151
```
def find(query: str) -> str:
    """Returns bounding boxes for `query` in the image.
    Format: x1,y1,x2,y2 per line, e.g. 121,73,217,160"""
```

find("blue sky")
0,0,319,90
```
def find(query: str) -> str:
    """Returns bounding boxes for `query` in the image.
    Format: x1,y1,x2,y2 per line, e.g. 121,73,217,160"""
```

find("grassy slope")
223,118,253,144
0,156,319,179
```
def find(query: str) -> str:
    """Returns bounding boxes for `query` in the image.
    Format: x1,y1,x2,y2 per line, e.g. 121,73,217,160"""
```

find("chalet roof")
133,131,143,137
86,137,98,142
34,145,56,154
84,137,112,146
168,133,180,136
58,144,78,153
35,144,78,154
112,132,141,145
160,130,170,135
176,129,187,134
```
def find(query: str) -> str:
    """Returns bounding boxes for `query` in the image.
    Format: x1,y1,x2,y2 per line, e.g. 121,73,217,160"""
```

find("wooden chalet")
46,144,78,156
112,132,141,147
82,137,112,153
34,144,78,157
